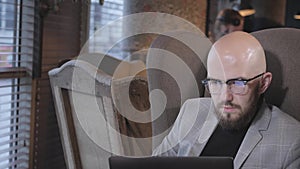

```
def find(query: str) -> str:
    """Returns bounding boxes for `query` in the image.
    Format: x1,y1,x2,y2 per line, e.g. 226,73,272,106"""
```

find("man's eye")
210,80,222,85
232,80,245,86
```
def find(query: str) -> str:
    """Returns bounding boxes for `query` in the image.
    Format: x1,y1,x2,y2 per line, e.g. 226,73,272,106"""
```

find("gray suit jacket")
153,98,300,169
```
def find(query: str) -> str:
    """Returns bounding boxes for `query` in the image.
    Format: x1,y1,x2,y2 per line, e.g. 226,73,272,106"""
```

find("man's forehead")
207,31,266,78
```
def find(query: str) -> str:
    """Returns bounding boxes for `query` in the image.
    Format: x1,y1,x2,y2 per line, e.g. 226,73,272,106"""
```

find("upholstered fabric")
251,28,300,121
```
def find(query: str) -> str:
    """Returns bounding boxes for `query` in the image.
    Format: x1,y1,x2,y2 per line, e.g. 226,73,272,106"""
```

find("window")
0,2,15,68
0,0,38,168
88,0,124,59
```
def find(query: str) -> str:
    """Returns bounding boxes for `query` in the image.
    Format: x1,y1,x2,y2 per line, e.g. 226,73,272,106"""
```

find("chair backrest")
49,56,152,169
251,28,300,121
146,32,212,149
49,60,118,169
78,53,146,78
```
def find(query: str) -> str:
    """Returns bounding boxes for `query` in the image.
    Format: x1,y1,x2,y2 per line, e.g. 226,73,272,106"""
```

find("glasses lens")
207,80,222,94
229,80,246,94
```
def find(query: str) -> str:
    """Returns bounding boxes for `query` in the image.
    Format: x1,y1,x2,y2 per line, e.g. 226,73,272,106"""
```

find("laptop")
109,156,233,169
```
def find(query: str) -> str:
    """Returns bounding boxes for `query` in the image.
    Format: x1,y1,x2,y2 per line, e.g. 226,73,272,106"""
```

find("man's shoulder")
184,97,212,107
178,97,213,123
267,105,300,140
181,97,212,115
270,105,300,127
175,97,214,138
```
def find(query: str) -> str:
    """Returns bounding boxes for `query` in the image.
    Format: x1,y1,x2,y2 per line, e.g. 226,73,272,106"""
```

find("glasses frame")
201,72,265,94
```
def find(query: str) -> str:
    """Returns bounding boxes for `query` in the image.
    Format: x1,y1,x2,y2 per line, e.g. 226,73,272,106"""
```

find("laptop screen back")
109,156,233,169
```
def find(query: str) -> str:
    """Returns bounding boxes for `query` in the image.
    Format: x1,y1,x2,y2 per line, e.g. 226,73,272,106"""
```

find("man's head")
214,9,244,41
205,31,272,130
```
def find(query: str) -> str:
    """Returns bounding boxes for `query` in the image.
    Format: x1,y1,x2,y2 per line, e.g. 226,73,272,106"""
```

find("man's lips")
221,105,237,113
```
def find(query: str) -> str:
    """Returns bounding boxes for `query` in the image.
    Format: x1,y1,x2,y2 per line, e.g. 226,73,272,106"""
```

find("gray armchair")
251,28,300,121
49,54,152,169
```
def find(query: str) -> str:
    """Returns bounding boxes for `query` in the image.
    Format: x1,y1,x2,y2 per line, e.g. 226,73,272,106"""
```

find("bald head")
207,31,266,80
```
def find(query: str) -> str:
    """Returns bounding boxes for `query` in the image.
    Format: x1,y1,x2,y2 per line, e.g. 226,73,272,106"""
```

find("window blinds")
0,0,37,168
88,0,124,59
0,77,32,169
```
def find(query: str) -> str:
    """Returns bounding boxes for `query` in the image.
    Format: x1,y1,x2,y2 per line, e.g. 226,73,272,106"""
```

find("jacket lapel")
187,102,218,156
234,102,271,168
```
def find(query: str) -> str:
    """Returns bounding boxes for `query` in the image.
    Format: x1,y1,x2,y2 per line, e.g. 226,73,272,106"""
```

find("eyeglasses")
201,73,265,95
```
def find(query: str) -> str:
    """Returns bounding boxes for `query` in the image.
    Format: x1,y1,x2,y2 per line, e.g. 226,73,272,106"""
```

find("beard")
215,103,256,131
213,95,261,131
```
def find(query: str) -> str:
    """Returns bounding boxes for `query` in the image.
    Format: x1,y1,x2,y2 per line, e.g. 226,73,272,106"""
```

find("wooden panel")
32,1,86,169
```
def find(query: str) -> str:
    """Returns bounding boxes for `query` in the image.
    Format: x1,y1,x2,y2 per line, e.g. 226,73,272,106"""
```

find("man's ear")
259,72,272,94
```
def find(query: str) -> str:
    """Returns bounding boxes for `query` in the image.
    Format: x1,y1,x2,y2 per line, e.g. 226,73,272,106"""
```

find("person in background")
153,31,300,169
213,9,244,41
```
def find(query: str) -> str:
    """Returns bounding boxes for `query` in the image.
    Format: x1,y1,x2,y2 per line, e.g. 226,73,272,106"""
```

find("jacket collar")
234,101,271,168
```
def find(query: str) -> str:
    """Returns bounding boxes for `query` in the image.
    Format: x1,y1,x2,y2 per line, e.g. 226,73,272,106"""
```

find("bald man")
153,32,300,169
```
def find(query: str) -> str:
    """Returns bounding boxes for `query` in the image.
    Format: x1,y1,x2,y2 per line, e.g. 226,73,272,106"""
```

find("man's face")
209,73,262,130
207,45,263,130
207,31,270,130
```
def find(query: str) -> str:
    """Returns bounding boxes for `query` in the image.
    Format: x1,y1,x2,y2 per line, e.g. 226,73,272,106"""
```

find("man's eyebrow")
206,77,219,80
227,77,247,81
205,77,224,82
206,76,247,82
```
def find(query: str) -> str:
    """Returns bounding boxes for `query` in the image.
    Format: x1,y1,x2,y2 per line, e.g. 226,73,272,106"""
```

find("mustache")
217,101,241,109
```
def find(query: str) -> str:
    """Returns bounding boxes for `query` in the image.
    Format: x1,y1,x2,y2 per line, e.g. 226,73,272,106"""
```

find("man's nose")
221,85,233,101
